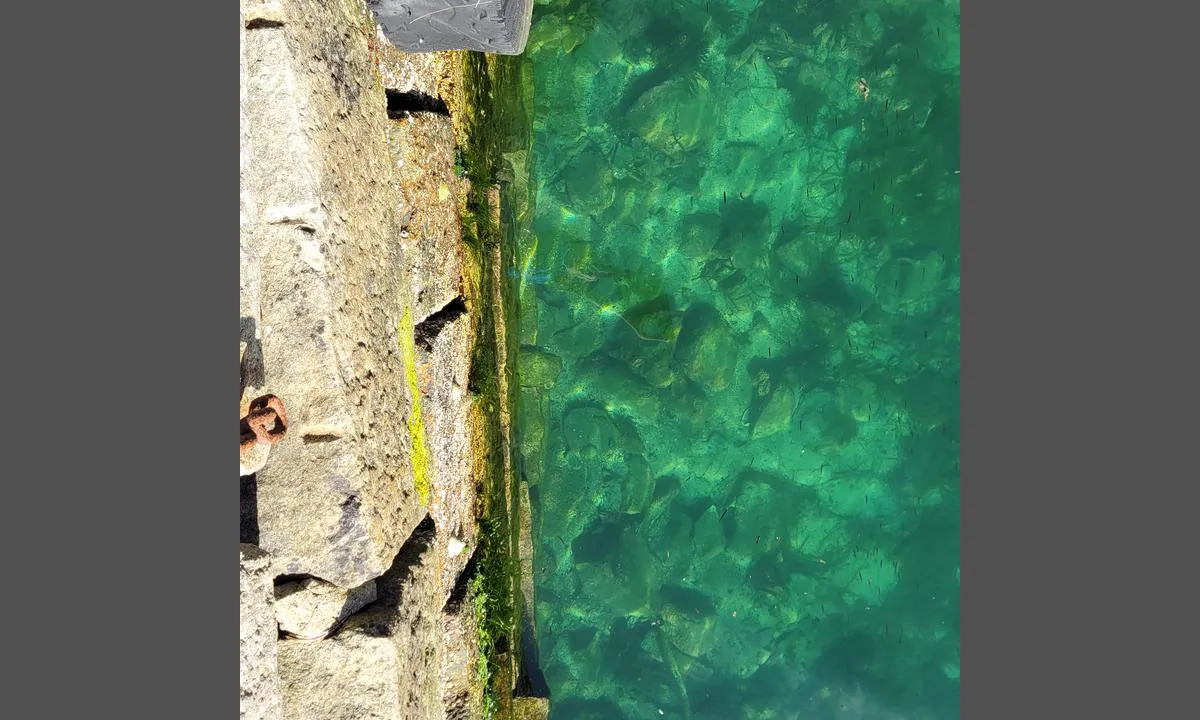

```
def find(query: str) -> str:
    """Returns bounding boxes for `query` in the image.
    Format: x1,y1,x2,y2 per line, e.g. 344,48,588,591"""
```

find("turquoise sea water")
517,1,959,717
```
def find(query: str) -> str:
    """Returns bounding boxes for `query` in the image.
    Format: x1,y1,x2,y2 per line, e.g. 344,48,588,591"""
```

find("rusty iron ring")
241,394,288,447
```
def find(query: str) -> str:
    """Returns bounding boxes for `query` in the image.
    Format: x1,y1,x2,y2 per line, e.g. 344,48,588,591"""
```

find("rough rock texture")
241,544,284,720
440,568,484,720
378,35,479,637
278,627,402,720
385,107,464,324
241,443,274,477
241,0,424,588
277,518,447,720
275,577,378,639
517,480,536,636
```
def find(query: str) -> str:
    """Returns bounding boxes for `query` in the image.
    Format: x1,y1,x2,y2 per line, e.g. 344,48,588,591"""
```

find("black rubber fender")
368,0,534,55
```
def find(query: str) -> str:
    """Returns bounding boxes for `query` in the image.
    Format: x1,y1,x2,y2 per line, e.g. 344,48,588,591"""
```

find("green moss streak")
399,306,431,507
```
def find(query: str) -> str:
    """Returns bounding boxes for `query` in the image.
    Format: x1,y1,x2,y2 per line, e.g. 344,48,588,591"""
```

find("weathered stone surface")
275,577,377,640
517,481,536,628
277,518,445,720
241,3,520,718
440,579,483,720
241,442,273,477
241,0,426,588
417,300,475,578
243,0,287,27
385,110,465,325
278,628,401,720
241,544,283,720
372,30,479,607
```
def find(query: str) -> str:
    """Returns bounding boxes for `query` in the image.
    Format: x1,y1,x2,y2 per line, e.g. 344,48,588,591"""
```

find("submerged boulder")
629,73,719,157
674,303,739,392
563,144,615,216
750,383,795,440
679,213,721,258
519,345,564,390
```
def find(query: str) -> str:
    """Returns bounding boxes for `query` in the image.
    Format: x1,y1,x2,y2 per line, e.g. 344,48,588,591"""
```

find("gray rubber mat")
368,0,533,55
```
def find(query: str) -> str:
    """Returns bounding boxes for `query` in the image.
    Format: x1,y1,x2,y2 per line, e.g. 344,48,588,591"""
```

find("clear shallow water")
517,1,959,718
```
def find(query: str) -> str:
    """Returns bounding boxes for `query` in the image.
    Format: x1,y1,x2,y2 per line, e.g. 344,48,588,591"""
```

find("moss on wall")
399,306,432,507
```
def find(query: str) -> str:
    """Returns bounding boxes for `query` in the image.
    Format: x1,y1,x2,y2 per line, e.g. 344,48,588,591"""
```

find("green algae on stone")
398,306,431,507
518,345,563,389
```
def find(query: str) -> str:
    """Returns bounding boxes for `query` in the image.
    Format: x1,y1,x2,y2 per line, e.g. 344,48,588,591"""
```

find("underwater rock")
562,404,621,455
836,377,879,423
526,12,589,57
678,213,721,258
582,355,664,420
795,389,859,454
692,505,726,560
519,345,564,389
511,697,551,720
712,142,766,199
774,233,826,278
620,453,655,514
619,293,681,344
717,197,773,272
563,144,615,215
517,389,547,477
612,529,657,610
875,251,946,315
673,303,739,392
600,296,679,388
641,498,695,578
629,73,719,157
615,336,676,389
691,550,747,594
658,586,718,659
751,383,795,440
576,561,648,619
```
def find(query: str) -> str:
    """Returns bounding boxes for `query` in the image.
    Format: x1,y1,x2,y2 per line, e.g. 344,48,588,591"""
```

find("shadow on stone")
415,295,469,352
515,611,550,698
241,474,259,544
239,315,265,395
443,542,481,616
386,89,450,119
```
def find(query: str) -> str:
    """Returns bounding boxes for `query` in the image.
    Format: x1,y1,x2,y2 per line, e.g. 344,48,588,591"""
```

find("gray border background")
4,2,234,716
0,1,1192,717
960,2,1195,717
